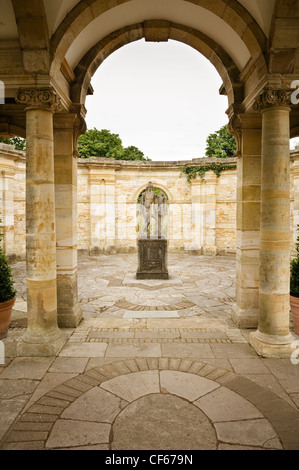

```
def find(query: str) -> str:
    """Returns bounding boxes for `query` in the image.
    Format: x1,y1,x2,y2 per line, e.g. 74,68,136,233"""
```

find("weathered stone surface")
46,419,110,449
101,371,160,402
160,370,220,401
111,394,217,450
61,387,124,423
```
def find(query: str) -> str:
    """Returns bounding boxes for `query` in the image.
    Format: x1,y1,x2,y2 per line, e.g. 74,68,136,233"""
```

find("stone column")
250,89,294,357
16,88,64,356
53,113,82,328
229,114,262,328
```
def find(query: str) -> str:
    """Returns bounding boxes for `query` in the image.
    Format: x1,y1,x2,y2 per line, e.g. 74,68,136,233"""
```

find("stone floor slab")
61,387,125,423
161,343,215,359
105,343,162,358
59,342,108,358
49,357,89,374
160,370,220,401
46,419,111,449
101,371,160,402
194,386,263,422
215,419,282,448
123,311,180,318
0,358,54,380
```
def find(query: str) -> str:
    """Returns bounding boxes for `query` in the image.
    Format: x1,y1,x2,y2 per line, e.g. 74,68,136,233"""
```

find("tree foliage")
181,162,237,182
205,125,236,158
0,137,26,151
78,128,150,161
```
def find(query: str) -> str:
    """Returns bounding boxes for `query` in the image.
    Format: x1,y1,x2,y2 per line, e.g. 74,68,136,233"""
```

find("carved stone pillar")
54,113,83,328
16,87,65,356
250,89,294,357
229,114,262,328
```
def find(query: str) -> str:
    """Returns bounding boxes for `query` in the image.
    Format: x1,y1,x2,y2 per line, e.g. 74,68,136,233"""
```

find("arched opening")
83,39,229,161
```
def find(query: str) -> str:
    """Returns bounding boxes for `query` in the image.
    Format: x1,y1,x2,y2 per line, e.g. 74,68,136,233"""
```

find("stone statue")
137,182,169,279
139,182,167,239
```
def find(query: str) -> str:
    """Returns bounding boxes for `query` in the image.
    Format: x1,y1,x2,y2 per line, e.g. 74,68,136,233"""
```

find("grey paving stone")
61,387,125,423
0,398,31,440
49,357,89,374
0,358,54,380
161,343,215,359
105,343,162,358
160,370,220,401
215,419,282,448
46,419,111,449
101,370,160,402
123,311,180,318
59,342,108,358
0,379,38,399
194,386,263,422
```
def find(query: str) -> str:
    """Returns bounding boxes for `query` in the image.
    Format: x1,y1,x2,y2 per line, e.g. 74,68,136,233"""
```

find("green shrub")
290,226,299,298
0,248,16,302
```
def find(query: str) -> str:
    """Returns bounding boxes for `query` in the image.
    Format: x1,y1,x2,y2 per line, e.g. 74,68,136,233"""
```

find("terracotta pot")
0,297,16,340
290,295,299,335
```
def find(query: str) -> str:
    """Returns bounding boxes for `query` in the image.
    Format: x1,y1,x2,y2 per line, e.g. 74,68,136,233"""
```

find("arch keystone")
144,20,170,42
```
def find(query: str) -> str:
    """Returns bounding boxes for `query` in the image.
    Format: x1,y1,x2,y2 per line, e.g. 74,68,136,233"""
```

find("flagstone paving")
1,253,299,450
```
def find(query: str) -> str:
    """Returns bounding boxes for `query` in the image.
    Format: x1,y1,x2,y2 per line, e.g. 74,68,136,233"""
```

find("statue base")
137,238,169,280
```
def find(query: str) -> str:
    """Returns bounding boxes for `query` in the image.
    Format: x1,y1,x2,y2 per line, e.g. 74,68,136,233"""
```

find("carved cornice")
253,88,292,111
16,87,62,112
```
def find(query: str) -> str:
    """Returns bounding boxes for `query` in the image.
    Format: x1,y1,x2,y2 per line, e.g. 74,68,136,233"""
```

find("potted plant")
290,225,299,335
0,246,16,339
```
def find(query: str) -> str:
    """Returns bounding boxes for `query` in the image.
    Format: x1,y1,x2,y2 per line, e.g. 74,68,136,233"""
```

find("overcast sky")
85,39,231,161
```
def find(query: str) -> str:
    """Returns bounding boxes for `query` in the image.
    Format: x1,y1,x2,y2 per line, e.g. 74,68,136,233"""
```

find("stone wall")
77,157,237,255
1,143,298,259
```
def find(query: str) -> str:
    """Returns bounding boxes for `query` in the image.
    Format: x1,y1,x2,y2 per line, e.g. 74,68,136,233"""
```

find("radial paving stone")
61,387,127,423
160,370,220,401
46,419,111,449
1,359,299,450
100,370,160,402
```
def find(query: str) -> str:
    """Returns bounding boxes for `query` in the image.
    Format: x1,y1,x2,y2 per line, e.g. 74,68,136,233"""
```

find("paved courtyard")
1,253,299,450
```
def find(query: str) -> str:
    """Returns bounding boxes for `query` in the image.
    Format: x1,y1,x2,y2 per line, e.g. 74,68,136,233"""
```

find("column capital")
16,87,62,113
253,87,292,111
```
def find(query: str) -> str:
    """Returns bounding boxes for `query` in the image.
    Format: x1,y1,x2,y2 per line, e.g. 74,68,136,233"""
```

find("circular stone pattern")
111,393,217,450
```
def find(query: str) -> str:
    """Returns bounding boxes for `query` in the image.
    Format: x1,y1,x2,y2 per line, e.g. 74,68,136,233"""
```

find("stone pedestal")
137,239,169,280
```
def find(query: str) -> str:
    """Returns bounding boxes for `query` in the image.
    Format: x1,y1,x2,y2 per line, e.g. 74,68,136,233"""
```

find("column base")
17,328,67,357
250,329,295,358
231,303,259,329
58,303,82,328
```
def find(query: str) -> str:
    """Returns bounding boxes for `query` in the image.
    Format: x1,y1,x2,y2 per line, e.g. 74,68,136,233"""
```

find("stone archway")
0,0,298,357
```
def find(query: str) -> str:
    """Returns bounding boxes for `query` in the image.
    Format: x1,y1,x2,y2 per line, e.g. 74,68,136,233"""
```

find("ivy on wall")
181,162,237,182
